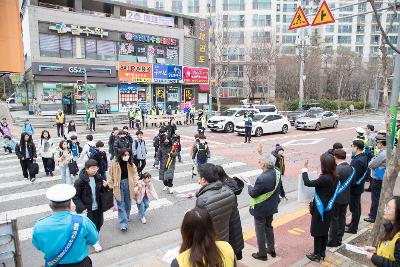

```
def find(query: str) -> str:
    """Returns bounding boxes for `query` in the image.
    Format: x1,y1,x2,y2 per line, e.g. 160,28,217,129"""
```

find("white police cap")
356,127,366,134
46,184,76,202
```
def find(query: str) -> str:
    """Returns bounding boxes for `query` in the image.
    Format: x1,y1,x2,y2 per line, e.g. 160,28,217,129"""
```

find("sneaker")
24,177,28,180
141,217,147,224
50,172,54,176
30,177,36,182
120,227,127,232
163,186,168,191
93,242,103,253
168,187,174,194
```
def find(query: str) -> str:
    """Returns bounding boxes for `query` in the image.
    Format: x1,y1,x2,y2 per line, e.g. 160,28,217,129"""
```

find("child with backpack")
78,134,96,165
132,130,147,176
134,172,158,224
21,119,35,137
68,135,82,160
173,130,182,163
192,135,210,167
1,118,13,153
92,141,108,181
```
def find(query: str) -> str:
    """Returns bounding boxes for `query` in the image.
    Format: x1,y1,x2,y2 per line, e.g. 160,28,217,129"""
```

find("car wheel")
333,121,338,128
210,129,216,132
281,124,288,134
315,123,321,131
224,122,234,133
255,127,263,137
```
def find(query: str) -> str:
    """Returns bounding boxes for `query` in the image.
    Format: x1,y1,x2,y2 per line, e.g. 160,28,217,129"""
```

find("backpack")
153,135,160,148
87,145,97,158
134,140,146,150
196,143,208,163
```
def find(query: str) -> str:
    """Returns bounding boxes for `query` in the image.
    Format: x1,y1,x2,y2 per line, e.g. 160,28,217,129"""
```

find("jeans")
196,159,208,167
254,215,275,257
348,194,362,232
60,165,72,184
370,179,383,220
245,127,252,142
20,159,35,179
89,118,95,131
117,179,132,229
328,203,348,244
137,196,150,219
57,123,64,137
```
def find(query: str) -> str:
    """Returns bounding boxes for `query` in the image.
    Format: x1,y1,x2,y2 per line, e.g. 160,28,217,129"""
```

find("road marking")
17,198,173,242
242,208,309,240
281,138,325,147
257,127,355,142
288,227,305,235
0,188,47,203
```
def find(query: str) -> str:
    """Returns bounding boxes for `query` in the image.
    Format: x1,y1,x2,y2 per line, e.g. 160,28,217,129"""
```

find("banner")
118,62,152,83
183,67,209,84
126,10,175,27
152,64,182,83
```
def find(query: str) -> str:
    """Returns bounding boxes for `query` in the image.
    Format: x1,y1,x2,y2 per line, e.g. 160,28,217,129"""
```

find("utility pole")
84,69,89,127
389,16,400,148
207,3,213,117
298,28,305,109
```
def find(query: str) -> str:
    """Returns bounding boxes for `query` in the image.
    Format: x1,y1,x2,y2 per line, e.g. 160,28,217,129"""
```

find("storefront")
182,67,210,110
32,62,118,114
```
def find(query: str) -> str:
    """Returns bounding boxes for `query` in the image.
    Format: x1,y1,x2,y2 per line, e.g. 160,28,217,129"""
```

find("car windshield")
304,113,321,118
253,115,265,122
220,110,237,116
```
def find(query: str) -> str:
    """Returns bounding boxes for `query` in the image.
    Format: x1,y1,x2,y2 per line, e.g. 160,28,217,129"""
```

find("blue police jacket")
32,211,98,264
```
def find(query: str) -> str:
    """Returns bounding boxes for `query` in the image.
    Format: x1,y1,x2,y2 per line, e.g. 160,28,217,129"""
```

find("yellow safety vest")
377,232,400,261
396,129,400,140
250,169,281,208
151,109,156,116
135,111,142,121
175,109,181,115
129,111,135,118
56,113,65,124
89,111,96,118
159,110,164,116
190,107,195,113
176,241,234,267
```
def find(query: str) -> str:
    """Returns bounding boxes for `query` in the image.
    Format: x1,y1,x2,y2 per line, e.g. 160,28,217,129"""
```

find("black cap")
367,124,375,131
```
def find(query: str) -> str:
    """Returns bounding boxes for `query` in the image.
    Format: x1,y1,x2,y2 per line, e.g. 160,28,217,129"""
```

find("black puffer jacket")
196,181,235,242
114,136,130,156
15,142,37,160
223,177,245,255
73,170,105,213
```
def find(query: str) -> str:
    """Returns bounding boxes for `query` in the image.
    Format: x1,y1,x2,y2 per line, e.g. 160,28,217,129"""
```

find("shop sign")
194,19,209,67
183,67,209,84
68,66,86,74
152,64,182,83
123,32,177,46
126,10,174,27
49,23,108,37
119,62,152,83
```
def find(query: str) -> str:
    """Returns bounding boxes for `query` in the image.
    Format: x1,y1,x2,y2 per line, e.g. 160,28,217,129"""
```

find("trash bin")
28,104,34,115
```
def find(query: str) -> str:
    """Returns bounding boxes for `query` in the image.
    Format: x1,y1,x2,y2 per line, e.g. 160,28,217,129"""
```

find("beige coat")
108,160,139,202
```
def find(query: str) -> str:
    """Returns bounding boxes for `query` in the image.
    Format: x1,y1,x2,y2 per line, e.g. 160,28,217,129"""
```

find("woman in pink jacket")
134,172,158,224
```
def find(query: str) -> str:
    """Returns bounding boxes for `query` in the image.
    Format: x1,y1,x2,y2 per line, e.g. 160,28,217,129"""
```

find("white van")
207,108,259,133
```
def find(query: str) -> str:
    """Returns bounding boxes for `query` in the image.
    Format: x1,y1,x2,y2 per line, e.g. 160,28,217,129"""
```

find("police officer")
244,111,253,143
89,107,96,132
128,107,135,129
55,109,65,137
364,135,387,223
32,184,98,267
355,127,368,148
197,109,206,135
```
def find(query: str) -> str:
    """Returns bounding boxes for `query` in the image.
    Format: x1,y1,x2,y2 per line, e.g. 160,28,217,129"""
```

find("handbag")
30,160,39,175
68,160,79,176
100,188,114,212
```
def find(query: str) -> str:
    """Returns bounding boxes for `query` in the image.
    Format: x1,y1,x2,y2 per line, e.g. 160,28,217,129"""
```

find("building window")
155,0,165,10
188,0,199,13
39,33,60,57
325,25,334,33
371,35,380,44
97,40,116,60
253,14,271,27
282,15,293,23
337,36,351,44
283,3,297,12
227,65,244,77
73,38,85,58
387,25,399,33
223,32,244,44
283,35,296,44
357,25,365,34
208,0,216,12
357,15,365,23
355,46,363,56
221,81,244,97
223,0,245,11
252,31,271,42
253,0,271,9
387,13,398,23
172,1,183,13
324,36,333,43
224,47,244,61
339,14,353,23
371,25,380,33
338,25,352,33
370,47,379,56
85,39,97,59
224,15,245,28
339,3,353,12
60,36,73,58
131,0,147,7
356,35,364,44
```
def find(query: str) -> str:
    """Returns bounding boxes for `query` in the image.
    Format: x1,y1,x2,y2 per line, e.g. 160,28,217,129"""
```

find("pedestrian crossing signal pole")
83,69,89,129
389,16,400,148
298,29,305,109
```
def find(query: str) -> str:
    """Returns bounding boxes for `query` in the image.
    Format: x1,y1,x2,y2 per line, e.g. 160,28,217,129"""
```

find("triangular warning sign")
288,6,310,30
312,1,335,26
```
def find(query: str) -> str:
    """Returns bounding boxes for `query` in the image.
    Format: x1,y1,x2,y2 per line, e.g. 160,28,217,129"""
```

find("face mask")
122,156,129,162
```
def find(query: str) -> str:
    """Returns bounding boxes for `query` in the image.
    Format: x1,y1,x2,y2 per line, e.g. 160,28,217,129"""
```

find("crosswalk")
0,131,261,259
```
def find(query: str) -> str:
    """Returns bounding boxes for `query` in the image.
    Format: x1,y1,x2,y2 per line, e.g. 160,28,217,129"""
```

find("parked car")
207,108,260,133
6,93,15,104
295,111,339,131
287,104,321,125
235,114,290,137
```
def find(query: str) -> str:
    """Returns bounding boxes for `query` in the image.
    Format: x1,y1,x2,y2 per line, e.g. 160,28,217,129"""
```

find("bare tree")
275,56,299,100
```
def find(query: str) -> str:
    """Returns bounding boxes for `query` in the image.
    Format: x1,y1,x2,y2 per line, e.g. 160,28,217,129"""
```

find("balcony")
38,2,74,12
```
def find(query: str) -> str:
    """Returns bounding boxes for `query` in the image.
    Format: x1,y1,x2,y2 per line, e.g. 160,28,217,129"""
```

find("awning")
198,84,210,93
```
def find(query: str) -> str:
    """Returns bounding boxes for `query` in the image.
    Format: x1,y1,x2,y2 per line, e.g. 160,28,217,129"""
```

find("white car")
207,108,260,133
235,114,291,137
295,111,339,131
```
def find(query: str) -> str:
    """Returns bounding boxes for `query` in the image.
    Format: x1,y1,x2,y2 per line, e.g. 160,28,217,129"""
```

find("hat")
275,144,284,152
356,127,366,134
376,135,386,142
367,124,375,131
46,184,76,202
259,153,276,167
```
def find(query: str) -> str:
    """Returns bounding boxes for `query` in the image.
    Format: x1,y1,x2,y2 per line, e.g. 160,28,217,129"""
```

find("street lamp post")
389,16,400,148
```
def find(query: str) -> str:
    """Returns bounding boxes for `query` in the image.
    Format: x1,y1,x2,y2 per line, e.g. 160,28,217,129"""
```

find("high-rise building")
133,0,398,101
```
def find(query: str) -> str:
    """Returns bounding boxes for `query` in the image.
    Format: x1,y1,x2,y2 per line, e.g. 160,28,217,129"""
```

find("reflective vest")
357,135,369,147
129,111,135,118
250,169,281,208
374,144,380,156
396,128,400,140
159,110,164,116
198,115,206,128
190,107,196,113
175,241,235,267
151,109,157,116
56,113,65,124
377,232,400,261
175,109,181,115
89,111,96,118
135,111,142,121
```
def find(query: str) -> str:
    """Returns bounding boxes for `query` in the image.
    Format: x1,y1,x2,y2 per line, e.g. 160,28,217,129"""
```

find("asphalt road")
0,112,387,266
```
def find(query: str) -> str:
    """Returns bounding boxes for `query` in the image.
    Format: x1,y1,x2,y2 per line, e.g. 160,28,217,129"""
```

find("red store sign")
183,67,209,84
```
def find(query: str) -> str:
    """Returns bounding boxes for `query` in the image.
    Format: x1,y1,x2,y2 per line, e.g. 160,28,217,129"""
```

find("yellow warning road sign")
288,6,310,30
312,0,335,26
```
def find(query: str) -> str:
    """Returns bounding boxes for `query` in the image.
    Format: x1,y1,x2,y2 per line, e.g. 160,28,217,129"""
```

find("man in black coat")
113,130,131,157
345,140,369,234
244,153,281,261
327,149,353,247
